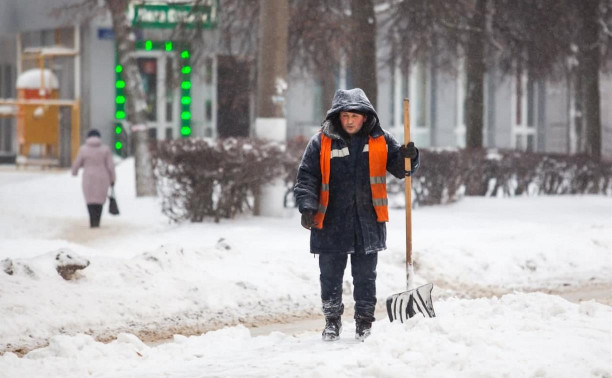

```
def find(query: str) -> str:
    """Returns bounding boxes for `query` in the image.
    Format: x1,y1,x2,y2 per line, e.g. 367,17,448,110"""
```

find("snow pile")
1,249,89,281
0,242,320,354
1,293,610,378
385,196,612,293
16,69,59,90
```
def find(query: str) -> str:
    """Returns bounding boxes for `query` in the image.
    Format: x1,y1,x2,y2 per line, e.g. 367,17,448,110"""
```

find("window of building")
205,99,212,122
313,63,340,126
205,57,213,85
1,64,15,153
455,59,467,148
414,61,428,128
409,60,431,147
165,57,174,122
512,65,537,152
313,79,323,124
137,57,158,122
391,63,407,130
0,64,4,97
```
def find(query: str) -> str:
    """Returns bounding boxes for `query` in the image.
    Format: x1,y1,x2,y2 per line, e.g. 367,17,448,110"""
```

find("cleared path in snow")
246,281,612,338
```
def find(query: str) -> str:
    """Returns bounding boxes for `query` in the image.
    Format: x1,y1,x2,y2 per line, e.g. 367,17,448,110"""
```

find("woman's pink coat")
71,137,116,204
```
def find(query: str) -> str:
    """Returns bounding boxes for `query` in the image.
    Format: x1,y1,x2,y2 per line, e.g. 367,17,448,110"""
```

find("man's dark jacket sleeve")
294,134,322,214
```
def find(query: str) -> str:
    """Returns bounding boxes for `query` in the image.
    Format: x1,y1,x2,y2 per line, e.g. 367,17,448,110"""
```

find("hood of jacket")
321,88,382,140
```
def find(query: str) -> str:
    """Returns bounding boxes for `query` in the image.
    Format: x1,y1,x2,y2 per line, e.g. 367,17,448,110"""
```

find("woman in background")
71,129,116,228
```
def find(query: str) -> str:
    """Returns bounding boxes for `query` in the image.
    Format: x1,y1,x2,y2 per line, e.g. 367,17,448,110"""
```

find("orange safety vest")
313,134,389,229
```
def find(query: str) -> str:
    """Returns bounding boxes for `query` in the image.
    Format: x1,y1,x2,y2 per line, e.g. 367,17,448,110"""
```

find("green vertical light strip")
180,47,192,137
114,55,125,155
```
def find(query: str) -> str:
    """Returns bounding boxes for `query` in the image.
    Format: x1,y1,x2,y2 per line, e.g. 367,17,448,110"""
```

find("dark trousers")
319,253,378,322
87,204,103,228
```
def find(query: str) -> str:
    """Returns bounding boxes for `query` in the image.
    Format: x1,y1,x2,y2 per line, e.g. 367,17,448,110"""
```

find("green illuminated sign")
130,2,218,30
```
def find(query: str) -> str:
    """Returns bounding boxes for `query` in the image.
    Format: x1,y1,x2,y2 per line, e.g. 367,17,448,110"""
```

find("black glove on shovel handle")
301,211,316,230
400,142,418,159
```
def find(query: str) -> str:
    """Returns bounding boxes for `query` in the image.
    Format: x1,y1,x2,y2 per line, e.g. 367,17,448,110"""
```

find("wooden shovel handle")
403,99,412,266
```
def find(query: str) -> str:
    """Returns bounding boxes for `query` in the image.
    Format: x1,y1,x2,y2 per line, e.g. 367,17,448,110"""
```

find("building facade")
0,0,218,164
1,1,610,164
285,7,612,162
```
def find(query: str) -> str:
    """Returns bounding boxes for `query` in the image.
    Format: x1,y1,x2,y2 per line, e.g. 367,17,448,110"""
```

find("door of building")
135,52,179,140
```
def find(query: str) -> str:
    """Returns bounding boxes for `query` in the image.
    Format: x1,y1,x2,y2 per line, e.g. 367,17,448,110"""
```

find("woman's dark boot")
322,317,342,341
87,204,103,228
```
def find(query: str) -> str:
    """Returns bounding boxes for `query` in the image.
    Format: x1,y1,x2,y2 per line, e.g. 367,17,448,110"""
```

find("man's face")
339,112,366,135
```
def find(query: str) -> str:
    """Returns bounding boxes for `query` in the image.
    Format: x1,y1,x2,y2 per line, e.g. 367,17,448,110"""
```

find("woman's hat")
87,129,101,138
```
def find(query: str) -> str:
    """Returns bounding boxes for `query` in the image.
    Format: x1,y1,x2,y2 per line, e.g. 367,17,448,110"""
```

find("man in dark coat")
294,88,419,341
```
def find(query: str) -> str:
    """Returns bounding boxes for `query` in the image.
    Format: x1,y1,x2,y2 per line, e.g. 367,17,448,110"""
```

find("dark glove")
400,142,418,159
111,182,115,187
301,211,316,230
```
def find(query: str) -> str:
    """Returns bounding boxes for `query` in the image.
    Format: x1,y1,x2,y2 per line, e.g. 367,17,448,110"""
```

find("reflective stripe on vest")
313,134,331,229
368,134,389,222
314,134,388,229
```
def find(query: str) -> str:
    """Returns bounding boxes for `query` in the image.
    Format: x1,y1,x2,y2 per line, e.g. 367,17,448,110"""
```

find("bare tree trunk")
465,0,486,149
256,0,288,119
579,0,602,161
106,0,156,196
254,0,288,217
349,0,377,107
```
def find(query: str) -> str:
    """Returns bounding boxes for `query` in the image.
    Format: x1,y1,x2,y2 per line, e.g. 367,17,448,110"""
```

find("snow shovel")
386,99,436,322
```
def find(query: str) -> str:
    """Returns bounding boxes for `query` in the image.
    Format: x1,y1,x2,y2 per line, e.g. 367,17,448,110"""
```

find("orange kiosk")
16,69,60,160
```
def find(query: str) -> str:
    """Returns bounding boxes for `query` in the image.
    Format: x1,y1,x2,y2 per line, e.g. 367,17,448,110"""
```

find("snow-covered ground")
3,294,610,378
0,160,610,377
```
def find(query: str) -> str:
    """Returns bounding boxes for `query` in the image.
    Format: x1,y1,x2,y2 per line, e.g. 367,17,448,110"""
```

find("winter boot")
322,317,342,341
355,320,372,341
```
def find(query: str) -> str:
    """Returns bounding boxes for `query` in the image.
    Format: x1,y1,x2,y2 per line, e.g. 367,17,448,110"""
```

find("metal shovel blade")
386,283,436,322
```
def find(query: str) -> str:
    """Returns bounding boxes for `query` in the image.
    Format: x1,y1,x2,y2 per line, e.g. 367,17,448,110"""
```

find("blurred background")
0,0,610,212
